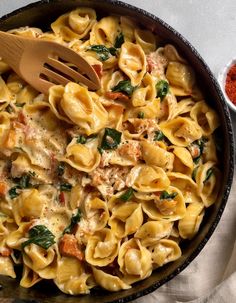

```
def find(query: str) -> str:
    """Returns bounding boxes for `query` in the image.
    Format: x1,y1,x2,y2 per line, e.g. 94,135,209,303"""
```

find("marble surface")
0,1,236,302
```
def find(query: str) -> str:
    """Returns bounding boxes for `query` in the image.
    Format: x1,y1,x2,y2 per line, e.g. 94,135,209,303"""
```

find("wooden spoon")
0,31,101,94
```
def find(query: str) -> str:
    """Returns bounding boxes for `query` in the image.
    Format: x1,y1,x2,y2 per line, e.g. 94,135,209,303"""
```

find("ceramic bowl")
218,58,236,112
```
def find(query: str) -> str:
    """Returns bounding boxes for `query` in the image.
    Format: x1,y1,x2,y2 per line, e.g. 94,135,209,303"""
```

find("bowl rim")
218,58,236,112
0,1,234,302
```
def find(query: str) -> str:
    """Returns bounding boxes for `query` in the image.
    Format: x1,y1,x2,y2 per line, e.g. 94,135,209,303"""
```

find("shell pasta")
0,8,221,296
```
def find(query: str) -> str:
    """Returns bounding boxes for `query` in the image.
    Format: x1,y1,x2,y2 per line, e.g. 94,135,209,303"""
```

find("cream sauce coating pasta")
0,7,221,296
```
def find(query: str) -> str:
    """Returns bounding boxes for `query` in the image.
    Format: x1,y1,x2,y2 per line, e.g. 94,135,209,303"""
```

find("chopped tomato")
92,64,103,78
59,192,65,204
0,182,7,196
105,91,129,101
59,234,84,261
17,111,27,125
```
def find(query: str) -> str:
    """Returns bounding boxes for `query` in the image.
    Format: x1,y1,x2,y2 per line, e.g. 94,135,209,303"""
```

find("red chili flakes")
225,64,236,105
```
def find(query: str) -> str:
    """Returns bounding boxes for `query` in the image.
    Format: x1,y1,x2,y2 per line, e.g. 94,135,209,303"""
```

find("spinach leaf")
120,188,134,201
137,112,144,119
15,103,25,107
8,186,20,199
6,105,13,113
114,32,124,48
60,183,72,192
22,225,55,250
190,137,208,164
57,162,65,176
111,80,135,97
204,168,213,183
154,130,165,141
100,128,122,150
156,80,169,100
89,45,117,61
63,208,82,234
160,190,178,200
9,173,32,199
18,175,31,189
76,135,87,144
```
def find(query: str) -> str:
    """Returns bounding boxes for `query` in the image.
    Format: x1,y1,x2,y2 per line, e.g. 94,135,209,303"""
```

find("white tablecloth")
1,1,236,302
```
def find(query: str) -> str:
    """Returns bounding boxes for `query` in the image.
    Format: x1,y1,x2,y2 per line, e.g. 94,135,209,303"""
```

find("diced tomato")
17,111,27,125
92,64,103,78
105,91,129,101
59,234,84,261
59,192,65,204
146,56,154,73
0,182,7,196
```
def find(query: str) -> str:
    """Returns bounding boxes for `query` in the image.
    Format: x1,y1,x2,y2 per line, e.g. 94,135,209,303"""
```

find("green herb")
154,130,165,141
8,174,32,199
192,166,199,182
109,47,117,56
120,188,134,201
100,128,122,150
160,190,178,200
114,32,124,48
137,112,144,119
22,225,55,250
89,45,117,61
204,168,213,183
63,209,82,234
15,103,25,107
156,80,169,100
6,105,13,113
60,183,72,192
190,137,208,164
57,162,65,176
8,186,20,199
76,135,87,144
18,175,31,189
111,80,135,97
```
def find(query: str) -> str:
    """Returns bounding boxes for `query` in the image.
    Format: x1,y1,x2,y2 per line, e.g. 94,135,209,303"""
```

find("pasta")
0,7,221,296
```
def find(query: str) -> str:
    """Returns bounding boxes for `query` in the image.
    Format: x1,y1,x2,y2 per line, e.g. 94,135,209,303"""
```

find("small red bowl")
218,58,236,112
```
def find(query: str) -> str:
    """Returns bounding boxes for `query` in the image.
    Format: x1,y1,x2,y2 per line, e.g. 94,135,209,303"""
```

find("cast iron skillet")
0,1,234,302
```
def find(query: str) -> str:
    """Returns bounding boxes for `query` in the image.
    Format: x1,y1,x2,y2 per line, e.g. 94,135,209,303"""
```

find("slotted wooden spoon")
0,31,101,94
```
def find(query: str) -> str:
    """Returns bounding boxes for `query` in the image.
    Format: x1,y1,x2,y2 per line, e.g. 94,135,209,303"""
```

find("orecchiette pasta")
0,7,221,296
